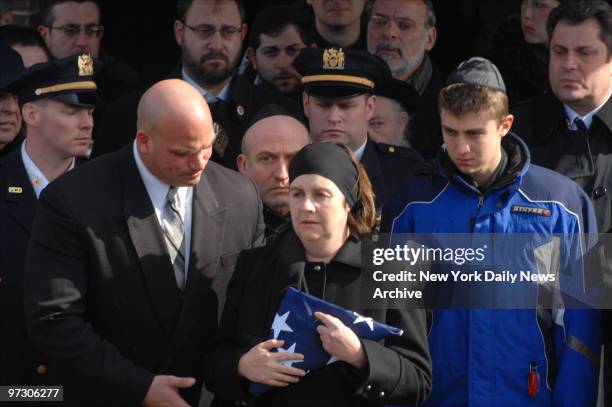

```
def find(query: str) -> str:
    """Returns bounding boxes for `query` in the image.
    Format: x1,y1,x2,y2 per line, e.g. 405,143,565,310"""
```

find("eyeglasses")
49,24,104,38
181,22,243,40
369,14,424,32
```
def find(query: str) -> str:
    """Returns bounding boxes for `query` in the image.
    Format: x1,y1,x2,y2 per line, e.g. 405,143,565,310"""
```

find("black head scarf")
289,142,360,208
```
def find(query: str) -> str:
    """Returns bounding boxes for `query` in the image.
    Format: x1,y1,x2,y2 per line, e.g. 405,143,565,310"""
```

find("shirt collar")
132,141,189,211
21,140,74,198
563,90,612,130
181,67,230,103
353,138,368,161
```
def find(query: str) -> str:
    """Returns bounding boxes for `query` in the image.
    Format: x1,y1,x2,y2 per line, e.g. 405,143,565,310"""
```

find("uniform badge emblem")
213,121,229,157
8,186,22,194
78,54,94,76
323,48,345,70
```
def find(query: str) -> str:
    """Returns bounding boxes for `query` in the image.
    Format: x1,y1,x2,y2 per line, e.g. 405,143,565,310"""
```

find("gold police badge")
323,48,345,70
78,54,94,76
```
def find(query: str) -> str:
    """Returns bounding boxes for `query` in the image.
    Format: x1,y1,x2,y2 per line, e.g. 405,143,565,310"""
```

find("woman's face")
289,174,350,245
521,0,560,45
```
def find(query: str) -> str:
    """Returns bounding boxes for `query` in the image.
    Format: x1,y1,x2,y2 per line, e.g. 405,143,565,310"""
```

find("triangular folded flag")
250,287,403,396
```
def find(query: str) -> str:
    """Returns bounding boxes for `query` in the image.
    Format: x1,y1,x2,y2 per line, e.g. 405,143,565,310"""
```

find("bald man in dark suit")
25,79,265,406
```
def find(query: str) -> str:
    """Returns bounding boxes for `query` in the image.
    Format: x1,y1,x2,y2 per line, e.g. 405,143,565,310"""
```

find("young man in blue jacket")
384,57,601,406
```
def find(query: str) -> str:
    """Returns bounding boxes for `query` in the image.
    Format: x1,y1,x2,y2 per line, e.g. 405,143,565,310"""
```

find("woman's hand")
315,312,367,369
238,339,306,387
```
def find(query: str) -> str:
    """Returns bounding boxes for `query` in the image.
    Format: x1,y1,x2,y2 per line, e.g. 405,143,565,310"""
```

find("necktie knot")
167,187,182,219
574,118,587,132
569,117,588,135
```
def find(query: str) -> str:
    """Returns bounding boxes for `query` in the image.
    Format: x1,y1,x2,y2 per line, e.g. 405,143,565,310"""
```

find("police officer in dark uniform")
294,47,423,209
0,53,98,387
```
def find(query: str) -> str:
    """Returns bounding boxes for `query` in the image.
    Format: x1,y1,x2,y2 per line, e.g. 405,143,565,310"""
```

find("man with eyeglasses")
93,0,302,169
366,0,444,159
37,0,142,132
171,0,302,170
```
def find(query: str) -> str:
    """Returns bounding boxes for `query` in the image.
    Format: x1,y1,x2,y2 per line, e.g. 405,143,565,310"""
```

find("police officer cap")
294,47,391,98
10,53,99,107
446,57,506,93
0,41,24,92
375,77,418,113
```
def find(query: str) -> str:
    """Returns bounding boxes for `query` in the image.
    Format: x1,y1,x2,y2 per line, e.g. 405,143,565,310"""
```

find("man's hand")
238,339,306,386
143,375,196,407
315,311,367,369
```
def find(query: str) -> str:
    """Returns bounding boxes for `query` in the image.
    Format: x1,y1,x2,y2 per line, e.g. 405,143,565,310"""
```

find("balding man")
24,79,264,406
237,105,310,241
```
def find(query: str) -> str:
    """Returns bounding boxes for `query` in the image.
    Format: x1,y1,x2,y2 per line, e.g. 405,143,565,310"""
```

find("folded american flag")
250,287,403,396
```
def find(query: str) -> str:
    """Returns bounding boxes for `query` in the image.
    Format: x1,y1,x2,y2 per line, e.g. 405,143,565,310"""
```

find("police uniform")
0,54,98,387
294,47,424,209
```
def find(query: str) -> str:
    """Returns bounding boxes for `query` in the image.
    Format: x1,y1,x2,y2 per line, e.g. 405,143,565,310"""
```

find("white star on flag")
278,343,300,367
353,312,374,331
271,311,293,339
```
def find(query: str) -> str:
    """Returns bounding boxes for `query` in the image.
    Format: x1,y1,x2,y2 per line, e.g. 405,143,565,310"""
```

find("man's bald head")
136,79,216,187
237,114,310,215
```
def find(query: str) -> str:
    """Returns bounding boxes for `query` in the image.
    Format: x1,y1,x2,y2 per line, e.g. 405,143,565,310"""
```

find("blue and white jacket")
384,134,601,406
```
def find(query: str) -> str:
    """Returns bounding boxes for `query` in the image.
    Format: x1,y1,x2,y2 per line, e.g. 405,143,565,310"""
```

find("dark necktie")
568,117,588,136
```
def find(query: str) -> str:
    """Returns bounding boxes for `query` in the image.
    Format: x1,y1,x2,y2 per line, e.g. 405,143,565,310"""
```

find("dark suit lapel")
162,171,228,366
595,96,612,136
3,146,38,235
121,147,182,338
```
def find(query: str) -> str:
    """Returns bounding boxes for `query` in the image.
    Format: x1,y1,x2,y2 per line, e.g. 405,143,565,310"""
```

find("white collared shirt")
21,141,75,198
181,67,230,103
353,138,368,161
133,141,193,276
564,91,612,130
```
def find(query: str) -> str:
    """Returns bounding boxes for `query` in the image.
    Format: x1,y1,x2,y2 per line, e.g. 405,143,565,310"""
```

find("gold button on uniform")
36,364,48,375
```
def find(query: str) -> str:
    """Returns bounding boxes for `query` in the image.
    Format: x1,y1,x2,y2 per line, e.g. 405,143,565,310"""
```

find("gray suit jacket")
24,145,265,405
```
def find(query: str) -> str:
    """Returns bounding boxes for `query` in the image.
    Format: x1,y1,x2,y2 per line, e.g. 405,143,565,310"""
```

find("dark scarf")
407,53,433,96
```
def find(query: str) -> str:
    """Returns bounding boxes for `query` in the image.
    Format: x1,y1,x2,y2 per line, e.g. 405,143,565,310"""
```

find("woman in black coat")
204,143,432,406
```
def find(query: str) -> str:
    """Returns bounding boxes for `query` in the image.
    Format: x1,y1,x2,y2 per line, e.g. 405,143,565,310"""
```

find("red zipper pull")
528,362,540,397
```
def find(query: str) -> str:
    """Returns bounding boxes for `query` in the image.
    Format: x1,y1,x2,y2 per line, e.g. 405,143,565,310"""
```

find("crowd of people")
1,0,612,406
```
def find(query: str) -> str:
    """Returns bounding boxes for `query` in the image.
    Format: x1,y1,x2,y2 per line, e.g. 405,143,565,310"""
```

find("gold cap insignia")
8,186,22,194
78,54,94,76
323,48,345,70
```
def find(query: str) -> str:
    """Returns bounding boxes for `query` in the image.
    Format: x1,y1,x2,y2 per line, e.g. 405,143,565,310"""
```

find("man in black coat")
24,79,265,406
0,53,97,387
510,2,612,404
512,1,612,234
92,0,302,171
294,47,423,210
